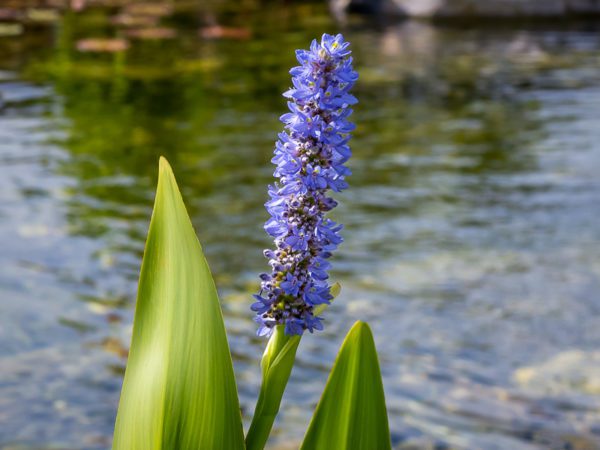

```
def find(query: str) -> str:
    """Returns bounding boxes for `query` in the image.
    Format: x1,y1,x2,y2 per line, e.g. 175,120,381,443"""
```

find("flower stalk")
246,285,340,450
252,33,358,337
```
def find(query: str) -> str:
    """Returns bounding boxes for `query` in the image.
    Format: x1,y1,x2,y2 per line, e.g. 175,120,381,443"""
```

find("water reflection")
1,7,600,449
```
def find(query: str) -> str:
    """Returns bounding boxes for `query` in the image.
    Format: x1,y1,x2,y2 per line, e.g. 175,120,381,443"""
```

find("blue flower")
253,33,357,336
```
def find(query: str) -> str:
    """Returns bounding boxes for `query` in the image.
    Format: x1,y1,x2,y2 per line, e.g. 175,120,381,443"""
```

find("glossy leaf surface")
112,157,244,450
301,321,391,450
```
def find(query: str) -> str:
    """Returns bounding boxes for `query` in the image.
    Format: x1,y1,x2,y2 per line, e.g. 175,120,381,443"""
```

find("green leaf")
245,283,341,450
300,321,391,450
112,157,245,450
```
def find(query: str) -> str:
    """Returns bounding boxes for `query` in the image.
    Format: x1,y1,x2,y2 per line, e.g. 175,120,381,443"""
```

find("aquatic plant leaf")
112,157,244,450
300,321,391,450
245,283,341,450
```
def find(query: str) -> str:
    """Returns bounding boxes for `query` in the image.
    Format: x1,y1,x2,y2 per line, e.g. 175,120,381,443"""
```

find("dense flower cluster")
251,34,358,336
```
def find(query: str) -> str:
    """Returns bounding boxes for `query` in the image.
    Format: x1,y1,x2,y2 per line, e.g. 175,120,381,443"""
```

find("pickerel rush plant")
112,34,391,450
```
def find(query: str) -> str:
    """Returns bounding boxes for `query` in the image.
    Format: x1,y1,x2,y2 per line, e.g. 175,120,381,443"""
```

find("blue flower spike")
252,33,358,336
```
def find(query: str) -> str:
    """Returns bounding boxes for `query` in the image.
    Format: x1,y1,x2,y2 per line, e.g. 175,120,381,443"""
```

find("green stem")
245,325,301,450
245,283,340,450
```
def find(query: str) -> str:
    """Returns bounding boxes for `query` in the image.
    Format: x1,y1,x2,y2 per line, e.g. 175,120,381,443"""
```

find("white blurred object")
336,0,600,17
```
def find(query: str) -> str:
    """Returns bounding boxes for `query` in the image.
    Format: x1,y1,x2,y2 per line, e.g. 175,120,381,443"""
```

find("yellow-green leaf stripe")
112,157,245,450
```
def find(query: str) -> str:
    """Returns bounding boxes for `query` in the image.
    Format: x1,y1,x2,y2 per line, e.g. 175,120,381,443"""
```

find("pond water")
1,4,600,449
